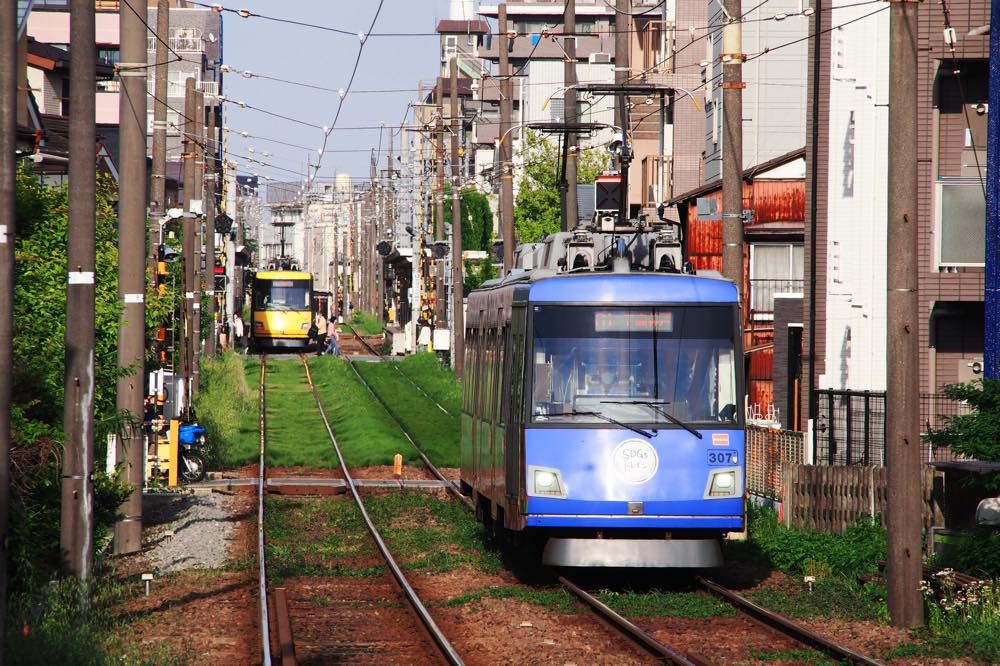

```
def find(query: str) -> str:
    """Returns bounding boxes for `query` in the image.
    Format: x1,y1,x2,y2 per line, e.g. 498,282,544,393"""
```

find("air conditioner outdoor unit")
588,52,612,64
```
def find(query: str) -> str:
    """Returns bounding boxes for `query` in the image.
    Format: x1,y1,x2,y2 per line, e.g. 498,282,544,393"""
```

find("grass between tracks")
263,359,340,468
352,360,461,467
348,310,385,335
395,352,463,415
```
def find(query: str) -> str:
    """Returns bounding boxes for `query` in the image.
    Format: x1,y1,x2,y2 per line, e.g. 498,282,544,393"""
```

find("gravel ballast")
143,491,240,572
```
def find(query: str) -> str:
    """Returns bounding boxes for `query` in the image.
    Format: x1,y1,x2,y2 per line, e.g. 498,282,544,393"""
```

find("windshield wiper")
601,400,704,440
538,410,653,438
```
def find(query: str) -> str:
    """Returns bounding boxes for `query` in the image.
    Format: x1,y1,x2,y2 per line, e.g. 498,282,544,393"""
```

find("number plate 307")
708,451,738,466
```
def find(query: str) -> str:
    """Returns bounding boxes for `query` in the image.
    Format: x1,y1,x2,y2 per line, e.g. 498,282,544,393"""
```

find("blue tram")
461,232,745,568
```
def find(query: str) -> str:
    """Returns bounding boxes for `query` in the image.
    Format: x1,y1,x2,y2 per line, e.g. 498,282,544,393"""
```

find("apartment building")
802,0,989,426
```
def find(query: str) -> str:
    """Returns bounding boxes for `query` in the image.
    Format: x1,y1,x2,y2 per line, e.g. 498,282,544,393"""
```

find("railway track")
299,355,465,665
341,322,453,416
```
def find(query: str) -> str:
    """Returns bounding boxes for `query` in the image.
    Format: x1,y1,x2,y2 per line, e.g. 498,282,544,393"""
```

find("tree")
924,380,1000,482
443,184,494,252
513,129,610,243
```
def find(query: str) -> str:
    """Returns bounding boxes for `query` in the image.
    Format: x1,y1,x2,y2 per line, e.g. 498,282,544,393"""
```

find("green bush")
347,310,384,335
743,504,886,578
933,528,1000,579
922,571,1000,662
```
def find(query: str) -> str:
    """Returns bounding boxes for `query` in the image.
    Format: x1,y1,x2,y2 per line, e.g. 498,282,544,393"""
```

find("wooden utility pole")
112,0,148,556
720,0,744,295
204,103,217,357
191,87,204,392
562,0,578,232
181,78,197,415
498,3,514,273
62,0,97,580
150,0,169,279
435,78,447,326
614,0,629,130
0,0,17,639
885,0,923,628
450,57,465,378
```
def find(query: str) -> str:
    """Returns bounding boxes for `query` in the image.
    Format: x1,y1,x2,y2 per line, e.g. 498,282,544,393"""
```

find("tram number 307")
707,451,738,466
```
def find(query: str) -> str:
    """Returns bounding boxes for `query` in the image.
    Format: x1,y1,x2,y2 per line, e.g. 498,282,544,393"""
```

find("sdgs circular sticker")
611,439,659,484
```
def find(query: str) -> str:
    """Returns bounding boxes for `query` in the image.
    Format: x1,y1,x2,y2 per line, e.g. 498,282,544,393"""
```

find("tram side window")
496,324,508,426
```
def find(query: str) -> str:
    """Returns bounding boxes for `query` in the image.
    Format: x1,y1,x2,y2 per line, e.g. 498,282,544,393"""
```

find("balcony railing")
146,36,205,53
640,155,672,206
749,278,804,316
640,20,674,74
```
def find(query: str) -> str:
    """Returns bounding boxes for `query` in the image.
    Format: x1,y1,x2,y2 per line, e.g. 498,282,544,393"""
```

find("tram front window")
254,279,311,311
530,305,738,425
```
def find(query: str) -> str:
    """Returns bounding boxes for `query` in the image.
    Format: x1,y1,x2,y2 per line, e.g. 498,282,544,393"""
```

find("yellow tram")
250,270,314,350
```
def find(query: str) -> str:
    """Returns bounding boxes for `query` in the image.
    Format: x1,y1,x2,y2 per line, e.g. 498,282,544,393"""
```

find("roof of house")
436,19,490,34
667,147,807,205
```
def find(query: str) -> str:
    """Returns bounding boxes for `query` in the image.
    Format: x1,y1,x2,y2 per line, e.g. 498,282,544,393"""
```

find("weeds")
596,590,734,618
347,310,384,335
921,569,1000,662
932,527,1000,579
749,578,887,622
353,361,461,467
196,352,259,468
444,586,579,614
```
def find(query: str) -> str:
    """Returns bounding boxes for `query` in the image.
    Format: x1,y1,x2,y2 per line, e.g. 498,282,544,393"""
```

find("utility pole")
985,0,1000,379
181,78,197,415
498,3,514,273
562,0,578,232
885,0,923,628
0,0,17,641
62,0,96,581
204,104,217,357
112,0,147,556
614,0,629,131
150,0,169,279
191,87,204,392
435,78,447,327
450,57,465,378
720,0,744,295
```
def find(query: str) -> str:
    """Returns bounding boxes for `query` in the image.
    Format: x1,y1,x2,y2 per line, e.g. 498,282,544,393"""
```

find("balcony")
639,155,671,207
749,278,804,317
146,36,206,53
639,19,674,74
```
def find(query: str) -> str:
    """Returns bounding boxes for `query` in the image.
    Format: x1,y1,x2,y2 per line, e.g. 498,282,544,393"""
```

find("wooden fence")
781,463,936,533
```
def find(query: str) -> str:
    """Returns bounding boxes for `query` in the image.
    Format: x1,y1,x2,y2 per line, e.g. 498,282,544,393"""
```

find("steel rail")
343,356,473,510
696,577,884,666
300,357,465,665
341,322,453,416
558,576,710,665
257,356,273,666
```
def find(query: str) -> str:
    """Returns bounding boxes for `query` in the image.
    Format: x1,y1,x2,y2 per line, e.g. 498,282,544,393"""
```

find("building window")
749,244,804,317
936,178,986,267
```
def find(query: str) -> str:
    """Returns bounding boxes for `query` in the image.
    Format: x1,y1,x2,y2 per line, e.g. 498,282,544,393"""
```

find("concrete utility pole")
720,0,744,295
150,0,169,279
181,78,197,415
450,57,465,378
62,0,97,581
498,4,515,273
985,0,1000,380
0,0,17,641
204,104,217,357
435,78,447,327
191,88,204,392
614,0,629,131
112,0,148,556
562,0,578,232
885,0,923,628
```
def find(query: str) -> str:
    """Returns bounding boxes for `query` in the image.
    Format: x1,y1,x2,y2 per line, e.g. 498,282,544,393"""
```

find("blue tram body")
461,271,745,567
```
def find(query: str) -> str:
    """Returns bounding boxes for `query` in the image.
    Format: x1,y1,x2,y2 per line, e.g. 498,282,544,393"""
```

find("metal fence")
746,426,804,500
814,390,974,466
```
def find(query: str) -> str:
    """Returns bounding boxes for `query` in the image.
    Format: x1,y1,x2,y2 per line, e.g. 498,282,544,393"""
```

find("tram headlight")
301,322,311,330
706,468,740,498
528,465,567,498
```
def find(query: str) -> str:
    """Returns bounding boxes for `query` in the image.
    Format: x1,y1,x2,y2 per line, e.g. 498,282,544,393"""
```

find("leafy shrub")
745,504,886,578
924,380,1000,488
933,528,1000,579
922,570,1000,662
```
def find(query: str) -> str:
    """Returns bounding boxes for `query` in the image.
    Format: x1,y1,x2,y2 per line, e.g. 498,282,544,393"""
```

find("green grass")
264,359,339,468
748,578,887,622
395,352,463,415
365,491,501,574
353,360,461,467
308,356,415,467
348,310,384,335
595,590,734,618
264,497,383,581
443,586,579,614
195,352,260,468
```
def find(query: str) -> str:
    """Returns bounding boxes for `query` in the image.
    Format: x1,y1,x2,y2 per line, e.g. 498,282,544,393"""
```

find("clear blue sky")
222,0,456,186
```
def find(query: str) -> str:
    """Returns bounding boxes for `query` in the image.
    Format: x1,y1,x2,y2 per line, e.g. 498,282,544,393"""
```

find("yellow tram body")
250,270,314,349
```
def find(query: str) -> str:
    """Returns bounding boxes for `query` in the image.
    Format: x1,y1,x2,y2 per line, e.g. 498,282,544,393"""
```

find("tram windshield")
530,305,739,426
253,279,312,311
